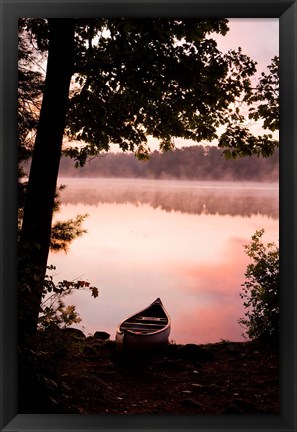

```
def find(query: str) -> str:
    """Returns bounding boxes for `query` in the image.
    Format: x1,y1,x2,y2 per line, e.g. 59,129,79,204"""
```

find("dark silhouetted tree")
19,19,76,338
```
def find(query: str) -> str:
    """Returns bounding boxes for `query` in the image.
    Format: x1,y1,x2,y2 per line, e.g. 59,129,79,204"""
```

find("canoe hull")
116,324,171,355
115,298,171,355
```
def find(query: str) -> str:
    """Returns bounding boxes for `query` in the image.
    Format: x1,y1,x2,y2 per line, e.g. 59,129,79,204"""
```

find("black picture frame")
1,1,296,431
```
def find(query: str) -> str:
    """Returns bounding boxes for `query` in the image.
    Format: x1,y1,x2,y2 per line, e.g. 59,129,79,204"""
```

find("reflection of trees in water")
60,180,279,219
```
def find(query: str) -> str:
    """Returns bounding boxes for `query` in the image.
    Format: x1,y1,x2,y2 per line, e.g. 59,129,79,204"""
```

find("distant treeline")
59,145,279,182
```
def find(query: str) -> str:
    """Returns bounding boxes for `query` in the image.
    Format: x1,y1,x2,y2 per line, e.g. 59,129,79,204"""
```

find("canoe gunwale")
116,322,170,337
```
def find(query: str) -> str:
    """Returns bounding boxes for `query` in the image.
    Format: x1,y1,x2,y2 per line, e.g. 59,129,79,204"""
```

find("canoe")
115,298,171,355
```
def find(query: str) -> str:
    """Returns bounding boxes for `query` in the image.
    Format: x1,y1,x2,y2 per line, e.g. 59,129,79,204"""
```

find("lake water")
48,178,279,344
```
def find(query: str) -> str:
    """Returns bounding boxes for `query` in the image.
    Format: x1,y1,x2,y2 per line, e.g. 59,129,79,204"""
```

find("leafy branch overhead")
248,56,279,132
21,18,278,164
218,56,279,158
66,20,260,160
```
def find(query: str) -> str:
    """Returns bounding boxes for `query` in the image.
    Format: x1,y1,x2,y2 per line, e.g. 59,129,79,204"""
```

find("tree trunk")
18,19,75,340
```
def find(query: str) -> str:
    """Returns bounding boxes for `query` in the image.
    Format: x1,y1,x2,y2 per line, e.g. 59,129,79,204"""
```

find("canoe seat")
135,316,167,322
120,322,165,331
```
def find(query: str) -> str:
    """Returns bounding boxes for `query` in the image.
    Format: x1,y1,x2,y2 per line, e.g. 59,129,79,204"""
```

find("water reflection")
59,178,278,219
49,177,279,344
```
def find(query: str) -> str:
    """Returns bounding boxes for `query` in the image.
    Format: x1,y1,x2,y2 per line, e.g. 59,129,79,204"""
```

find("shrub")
239,229,279,341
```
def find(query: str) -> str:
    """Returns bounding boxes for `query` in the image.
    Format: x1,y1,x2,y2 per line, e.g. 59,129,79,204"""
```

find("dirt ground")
19,330,279,415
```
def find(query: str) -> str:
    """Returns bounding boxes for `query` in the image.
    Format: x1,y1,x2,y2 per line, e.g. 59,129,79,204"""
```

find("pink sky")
215,19,279,75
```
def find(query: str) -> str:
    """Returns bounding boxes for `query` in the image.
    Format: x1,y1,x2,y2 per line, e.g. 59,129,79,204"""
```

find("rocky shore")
19,328,279,415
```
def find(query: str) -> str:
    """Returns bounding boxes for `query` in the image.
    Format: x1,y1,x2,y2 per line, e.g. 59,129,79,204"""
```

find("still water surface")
49,178,279,344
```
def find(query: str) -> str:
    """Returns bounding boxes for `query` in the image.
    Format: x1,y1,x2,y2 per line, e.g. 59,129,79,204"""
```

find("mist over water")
50,177,279,344
59,177,278,219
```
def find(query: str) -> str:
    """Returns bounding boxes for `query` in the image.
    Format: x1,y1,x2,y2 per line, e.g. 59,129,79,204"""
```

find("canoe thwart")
120,322,165,330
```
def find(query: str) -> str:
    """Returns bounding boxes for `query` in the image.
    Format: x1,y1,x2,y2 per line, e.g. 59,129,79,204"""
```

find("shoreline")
19,329,279,414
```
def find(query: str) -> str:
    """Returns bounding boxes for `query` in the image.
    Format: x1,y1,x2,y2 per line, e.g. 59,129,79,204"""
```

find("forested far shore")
59,145,279,182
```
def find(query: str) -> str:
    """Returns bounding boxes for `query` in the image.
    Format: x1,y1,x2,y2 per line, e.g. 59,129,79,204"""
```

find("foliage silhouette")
39,266,98,330
239,230,279,343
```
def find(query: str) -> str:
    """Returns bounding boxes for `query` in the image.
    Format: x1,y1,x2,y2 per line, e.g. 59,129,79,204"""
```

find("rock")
141,409,162,414
233,399,259,413
190,383,220,394
222,404,242,414
191,383,204,392
180,398,205,409
222,399,258,414
227,348,241,357
207,383,221,393
83,346,97,356
52,347,68,358
176,344,214,361
62,328,85,338
94,331,110,340
150,359,186,372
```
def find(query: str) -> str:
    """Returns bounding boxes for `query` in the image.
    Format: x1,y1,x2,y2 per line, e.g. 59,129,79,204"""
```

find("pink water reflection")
169,238,251,343
49,178,279,344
